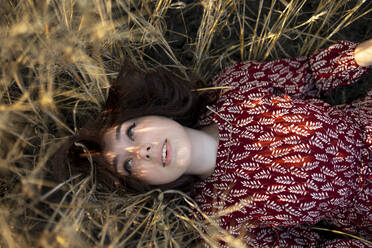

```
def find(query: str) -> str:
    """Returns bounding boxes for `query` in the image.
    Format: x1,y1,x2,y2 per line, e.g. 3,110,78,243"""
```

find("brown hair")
51,63,215,193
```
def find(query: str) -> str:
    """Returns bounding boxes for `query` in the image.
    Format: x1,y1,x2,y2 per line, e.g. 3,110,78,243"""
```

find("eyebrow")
116,123,123,140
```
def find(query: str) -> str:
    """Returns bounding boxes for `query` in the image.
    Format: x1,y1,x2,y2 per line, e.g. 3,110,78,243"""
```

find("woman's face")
102,116,192,185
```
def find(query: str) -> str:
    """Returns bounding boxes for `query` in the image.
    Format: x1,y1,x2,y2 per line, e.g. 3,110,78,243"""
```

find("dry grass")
0,0,371,247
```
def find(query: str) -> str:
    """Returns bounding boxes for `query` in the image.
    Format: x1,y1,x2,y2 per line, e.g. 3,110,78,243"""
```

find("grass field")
0,0,371,247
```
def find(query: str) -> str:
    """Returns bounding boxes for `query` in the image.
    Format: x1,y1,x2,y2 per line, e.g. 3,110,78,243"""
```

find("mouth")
161,139,170,167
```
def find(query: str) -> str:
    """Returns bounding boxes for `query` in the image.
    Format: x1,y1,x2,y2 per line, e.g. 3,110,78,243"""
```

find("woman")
53,39,372,247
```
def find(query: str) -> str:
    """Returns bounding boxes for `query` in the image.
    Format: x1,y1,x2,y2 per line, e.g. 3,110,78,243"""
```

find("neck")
183,124,218,178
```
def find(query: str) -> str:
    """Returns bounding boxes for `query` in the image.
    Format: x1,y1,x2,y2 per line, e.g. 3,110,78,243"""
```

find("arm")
244,225,320,247
212,58,315,99
212,40,371,99
259,40,371,98
217,225,370,248
308,40,371,95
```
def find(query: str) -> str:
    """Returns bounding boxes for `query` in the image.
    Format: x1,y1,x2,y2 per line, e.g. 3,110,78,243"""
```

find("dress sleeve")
222,225,371,248
212,41,370,99
243,225,319,247
212,58,316,99
309,41,370,95
321,239,371,248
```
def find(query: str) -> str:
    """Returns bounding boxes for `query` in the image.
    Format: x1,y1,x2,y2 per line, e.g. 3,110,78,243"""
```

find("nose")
136,143,152,160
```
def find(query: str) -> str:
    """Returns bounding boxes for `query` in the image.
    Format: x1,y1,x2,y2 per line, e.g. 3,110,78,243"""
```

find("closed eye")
113,156,133,175
123,159,133,175
127,122,136,141
116,122,136,141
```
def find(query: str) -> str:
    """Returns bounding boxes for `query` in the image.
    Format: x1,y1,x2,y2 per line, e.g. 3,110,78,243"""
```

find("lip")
165,139,171,166
161,139,171,167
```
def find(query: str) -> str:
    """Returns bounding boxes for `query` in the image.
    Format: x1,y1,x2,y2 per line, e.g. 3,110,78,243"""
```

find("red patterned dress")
192,41,372,247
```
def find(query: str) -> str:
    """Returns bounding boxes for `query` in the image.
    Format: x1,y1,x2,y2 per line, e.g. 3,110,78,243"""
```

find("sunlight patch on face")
124,145,140,153
133,166,147,179
135,126,164,133
104,151,115,163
